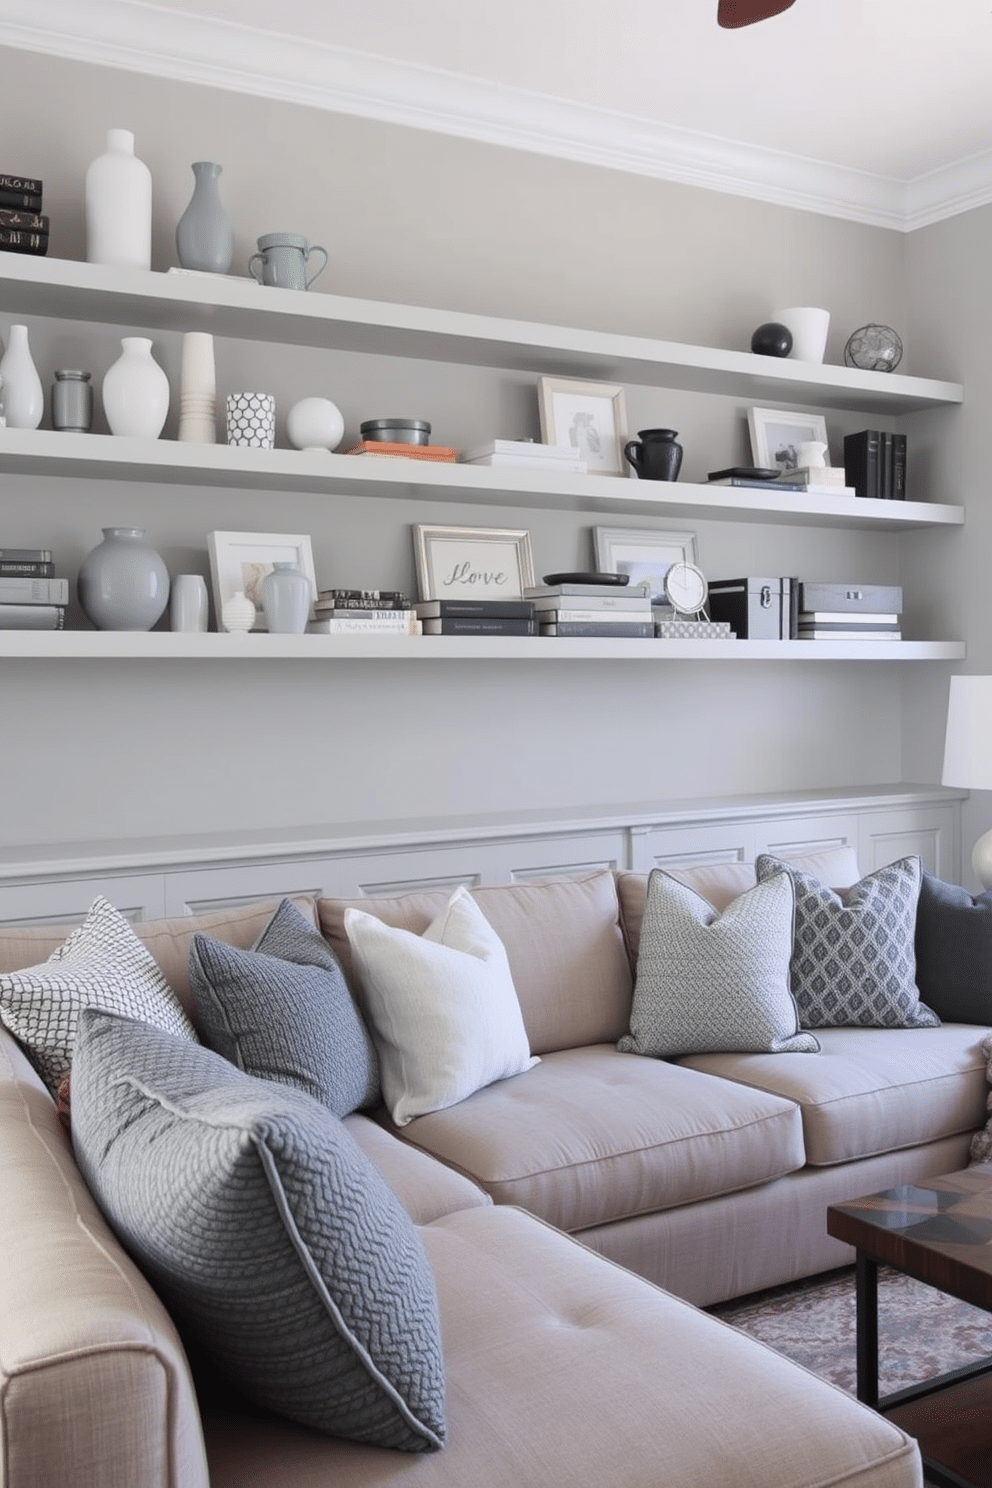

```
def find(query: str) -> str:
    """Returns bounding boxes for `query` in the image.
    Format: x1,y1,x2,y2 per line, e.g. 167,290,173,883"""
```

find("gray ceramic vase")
261,561,312,633
77,527,170,631
175,161,235,275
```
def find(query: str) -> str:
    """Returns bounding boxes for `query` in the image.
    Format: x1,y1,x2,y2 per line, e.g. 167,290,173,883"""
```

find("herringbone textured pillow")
0,894,196,1096
619,868,819,1057
756,854,938,1029
71,1007,446,1452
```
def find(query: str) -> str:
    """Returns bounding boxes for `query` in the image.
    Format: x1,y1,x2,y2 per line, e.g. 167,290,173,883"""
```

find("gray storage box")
797,582,902,614
708,577,788,639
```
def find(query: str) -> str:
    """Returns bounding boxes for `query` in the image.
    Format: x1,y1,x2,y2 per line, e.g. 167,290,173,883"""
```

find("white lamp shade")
942,675,992,789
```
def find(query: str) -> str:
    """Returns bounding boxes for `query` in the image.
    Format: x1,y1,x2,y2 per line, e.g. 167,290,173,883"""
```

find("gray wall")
0,47,963,853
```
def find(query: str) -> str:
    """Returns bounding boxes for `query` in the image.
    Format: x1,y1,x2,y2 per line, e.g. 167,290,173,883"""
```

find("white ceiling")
2,0,991,229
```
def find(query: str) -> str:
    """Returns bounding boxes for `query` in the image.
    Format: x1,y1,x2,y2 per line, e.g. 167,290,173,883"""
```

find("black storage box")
708,577,789,639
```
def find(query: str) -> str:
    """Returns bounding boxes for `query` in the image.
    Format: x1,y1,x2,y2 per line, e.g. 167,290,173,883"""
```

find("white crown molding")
0,0,984,232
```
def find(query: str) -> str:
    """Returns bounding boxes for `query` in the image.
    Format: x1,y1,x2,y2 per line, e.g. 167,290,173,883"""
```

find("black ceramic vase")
623,428,683,481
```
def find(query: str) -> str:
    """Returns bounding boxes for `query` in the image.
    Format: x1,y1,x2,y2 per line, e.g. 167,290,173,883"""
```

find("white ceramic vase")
260,562,312,633
177,332,217,443
772,307,830,364
102,337,170,438
170,573,209,632
221,590,256,633
0,324,43,429
796,440,828,468
77,526,170,631
85,128,152,271
286,396,344,452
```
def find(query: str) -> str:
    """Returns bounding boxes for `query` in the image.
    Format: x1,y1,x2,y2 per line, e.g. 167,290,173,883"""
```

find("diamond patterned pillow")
0,894,197,1096
756,854,938,1029
618,867,820,1058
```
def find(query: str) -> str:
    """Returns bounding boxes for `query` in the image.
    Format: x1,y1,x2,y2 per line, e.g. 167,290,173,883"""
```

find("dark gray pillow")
916,872,992,1022
756,854,938,1029
189,897,379,1117
70,1007,445,1453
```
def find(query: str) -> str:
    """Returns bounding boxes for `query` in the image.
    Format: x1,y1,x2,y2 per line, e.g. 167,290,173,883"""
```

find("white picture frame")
207,530,317,631
413,524,536,602
747,407,830,472
593,526,699,602
537,376,630,477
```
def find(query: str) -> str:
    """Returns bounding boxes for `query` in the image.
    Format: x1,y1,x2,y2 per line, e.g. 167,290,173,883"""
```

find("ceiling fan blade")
718,0,797,26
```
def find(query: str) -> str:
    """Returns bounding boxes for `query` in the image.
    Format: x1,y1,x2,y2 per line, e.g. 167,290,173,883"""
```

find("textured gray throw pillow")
189,897,379,1118
70,1007,445,1452
756,853,938,1029
619,868,819,1057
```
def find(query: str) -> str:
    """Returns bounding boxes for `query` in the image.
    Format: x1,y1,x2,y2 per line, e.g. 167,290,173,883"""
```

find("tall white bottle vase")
85,128,152,270
0,324,43,429
102,337,170,438
177,331,217,443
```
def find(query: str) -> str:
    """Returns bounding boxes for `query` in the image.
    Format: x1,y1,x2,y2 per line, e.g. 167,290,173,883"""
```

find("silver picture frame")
537,376,630,477
413,524,536,602
747,407,829,471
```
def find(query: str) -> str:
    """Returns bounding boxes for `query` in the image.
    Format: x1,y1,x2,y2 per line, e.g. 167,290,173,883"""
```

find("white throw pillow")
344,886,539,1126
0,894,198,1096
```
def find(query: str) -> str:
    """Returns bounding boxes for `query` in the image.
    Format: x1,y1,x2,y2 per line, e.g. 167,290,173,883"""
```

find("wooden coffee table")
828,1169,992,1488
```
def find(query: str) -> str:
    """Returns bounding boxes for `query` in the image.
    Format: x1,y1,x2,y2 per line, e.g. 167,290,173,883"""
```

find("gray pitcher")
248,232,328,291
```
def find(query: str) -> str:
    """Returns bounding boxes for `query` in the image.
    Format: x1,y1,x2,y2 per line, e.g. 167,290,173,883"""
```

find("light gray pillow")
189,897,379,1117
756,853,938,1029
619,868,819,1057
70,1007,445,1453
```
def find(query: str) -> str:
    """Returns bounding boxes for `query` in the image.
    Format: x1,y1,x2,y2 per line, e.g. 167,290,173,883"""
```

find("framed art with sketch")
593,526,699,602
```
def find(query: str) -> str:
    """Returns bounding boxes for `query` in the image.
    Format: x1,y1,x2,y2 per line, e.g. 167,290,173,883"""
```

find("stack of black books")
843,430,907,500
308,589,420,635
415,598,536,636
0,548,66,628
0,174,47,256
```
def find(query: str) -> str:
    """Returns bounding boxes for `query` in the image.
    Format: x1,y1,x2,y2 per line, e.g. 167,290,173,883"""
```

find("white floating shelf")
0,429,964,531
0,632,965,662
0,255,964,414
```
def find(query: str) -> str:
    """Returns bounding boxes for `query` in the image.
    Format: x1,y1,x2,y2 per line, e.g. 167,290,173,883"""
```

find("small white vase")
796,440,828,468
221,590,256,633
177,332,216,442
170,573,209,632
772,307,830,364
102,337,170,438
0,324,43,429
85,128,152,271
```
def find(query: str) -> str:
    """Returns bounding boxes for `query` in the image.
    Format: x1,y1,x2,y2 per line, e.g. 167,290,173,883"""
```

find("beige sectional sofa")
2,848,986,1488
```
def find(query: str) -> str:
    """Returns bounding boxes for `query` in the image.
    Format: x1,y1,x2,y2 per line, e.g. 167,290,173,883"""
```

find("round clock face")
663,561,708,615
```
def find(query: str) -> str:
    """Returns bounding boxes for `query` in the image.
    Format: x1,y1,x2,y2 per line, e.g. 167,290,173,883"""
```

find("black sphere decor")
751,321,793,357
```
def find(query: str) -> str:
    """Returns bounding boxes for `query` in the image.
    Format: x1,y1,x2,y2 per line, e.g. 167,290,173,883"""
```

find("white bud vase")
221,590,256,633
102,337,170,438
85,128,152,270
0,324,43,429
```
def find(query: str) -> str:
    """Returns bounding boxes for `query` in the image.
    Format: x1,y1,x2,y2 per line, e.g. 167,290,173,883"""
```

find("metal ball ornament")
844,324,903,373
750,321,793,358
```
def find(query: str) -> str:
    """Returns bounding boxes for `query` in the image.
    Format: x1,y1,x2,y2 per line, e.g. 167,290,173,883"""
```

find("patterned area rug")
710,1264,992,1396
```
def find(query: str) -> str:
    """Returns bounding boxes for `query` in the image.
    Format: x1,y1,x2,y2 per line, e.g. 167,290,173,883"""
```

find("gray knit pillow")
71,1008,445,1452
756,854,938,1029
619,868,819,1057
189,898,379,1117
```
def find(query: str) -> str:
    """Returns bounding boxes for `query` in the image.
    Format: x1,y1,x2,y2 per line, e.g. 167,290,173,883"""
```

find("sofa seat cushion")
387,1044,805,1233
680,1024,990,1165
201,1205,921,1488
318,869,633,1054
343,1112,492,1223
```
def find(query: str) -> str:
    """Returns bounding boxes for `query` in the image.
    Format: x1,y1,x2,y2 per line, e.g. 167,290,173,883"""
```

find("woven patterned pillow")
619,868,820,1057
0,894,197,1096
71,1007,446,1452
756,854,938,1029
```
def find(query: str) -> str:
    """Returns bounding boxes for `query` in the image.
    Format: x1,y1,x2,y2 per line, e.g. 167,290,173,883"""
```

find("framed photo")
747,407,829,472
537,376,629,477
207,530,317,631
593,526,699,602
413,524,535,602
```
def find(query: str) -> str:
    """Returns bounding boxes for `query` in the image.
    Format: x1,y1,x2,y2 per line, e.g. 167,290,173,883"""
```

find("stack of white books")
459,440,587,473
525,582,653,637
784,466,856,497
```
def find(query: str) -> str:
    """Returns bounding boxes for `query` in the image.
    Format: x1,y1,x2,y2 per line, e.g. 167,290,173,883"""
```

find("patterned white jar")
226,392,275,448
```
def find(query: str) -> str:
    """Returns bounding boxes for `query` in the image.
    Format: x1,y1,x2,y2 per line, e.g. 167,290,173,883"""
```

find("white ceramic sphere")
286,396,345,452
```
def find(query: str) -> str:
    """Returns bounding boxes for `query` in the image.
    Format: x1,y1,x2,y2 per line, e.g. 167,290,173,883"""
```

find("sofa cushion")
319,868,633,1054
0,894,197,1096
619,868,819,1057
189,897,379,1118
71,1008,446,1452
390,1044,805,1233
757,853,939,1029
617,844,861,964
680,1023,989,1165
345,886,538,1126
915,872,992,1023
201,1204,921,1488
344,1111,492,1222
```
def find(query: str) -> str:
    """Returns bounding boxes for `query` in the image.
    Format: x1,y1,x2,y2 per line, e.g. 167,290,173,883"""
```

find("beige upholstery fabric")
0,1027,209,1488
319,871,633,1053
617,845,861,964
344,1112,491,1222
201,1206,922,1488
681,1024,989,1165
389,1044,804,1232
